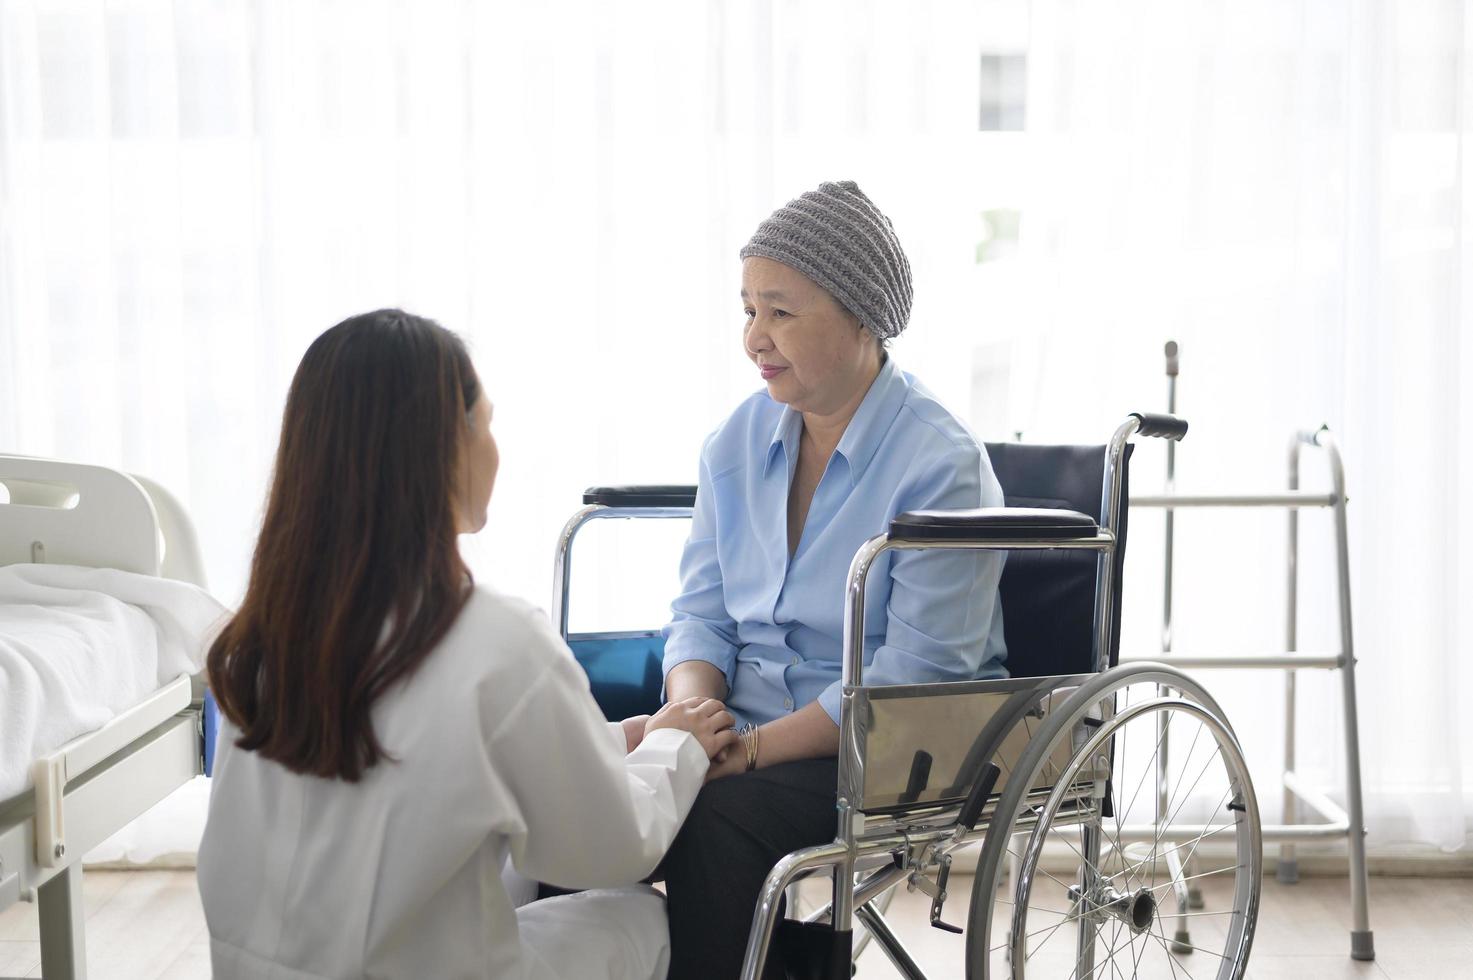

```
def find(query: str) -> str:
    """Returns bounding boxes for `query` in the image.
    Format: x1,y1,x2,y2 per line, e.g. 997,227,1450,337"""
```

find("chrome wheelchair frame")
552,413,1263,980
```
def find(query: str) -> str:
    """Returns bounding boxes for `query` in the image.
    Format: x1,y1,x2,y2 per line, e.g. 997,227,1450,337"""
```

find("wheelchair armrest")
888,507,1098,543
1129,412,1188,440
583,485,698,507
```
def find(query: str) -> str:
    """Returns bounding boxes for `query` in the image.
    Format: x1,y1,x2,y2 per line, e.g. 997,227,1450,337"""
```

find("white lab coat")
197,586,708,980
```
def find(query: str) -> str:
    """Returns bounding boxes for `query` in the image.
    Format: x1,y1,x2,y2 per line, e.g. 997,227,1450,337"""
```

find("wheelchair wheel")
967,666,1262,979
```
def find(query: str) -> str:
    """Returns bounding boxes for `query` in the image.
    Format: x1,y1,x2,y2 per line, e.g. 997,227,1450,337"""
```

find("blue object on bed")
568,632,666,721
203,689,220,777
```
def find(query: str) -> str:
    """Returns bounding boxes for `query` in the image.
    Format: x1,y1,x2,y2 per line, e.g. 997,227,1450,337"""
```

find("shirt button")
790,656,800,666
784,698,794,710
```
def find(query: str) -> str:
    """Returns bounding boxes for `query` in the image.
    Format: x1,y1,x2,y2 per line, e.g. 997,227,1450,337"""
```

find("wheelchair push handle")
1128,412,1188,441
583,485,697,508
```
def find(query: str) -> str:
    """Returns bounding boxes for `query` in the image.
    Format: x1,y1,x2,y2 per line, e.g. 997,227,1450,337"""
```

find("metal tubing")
841,534,1115,690
1093,417,1138,673
1159,354,1178,892
1074,813,1104,976
552,505,600,638
1283,770,1352,828
800,864,907,925
1116,821,1348,842
1281,435,1303,882
832,800,858,934
739,842,853,980
1131,491,1338,508
1063,817,1340,846
855,902,929,980
1118,652,1342,669
1320,431,1375,957
1163,342,1178,656
550,503,694,638
882,535,1116,554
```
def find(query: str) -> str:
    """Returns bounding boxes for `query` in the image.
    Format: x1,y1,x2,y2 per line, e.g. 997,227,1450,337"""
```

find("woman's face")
741,256,881,416
456,392,498,534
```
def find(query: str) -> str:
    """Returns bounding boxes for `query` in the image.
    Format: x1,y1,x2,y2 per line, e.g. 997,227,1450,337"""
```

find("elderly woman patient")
658,181,1008,979
197,310,737,980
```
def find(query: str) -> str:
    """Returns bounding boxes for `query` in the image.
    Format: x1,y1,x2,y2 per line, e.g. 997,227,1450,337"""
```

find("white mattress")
0,563,228,800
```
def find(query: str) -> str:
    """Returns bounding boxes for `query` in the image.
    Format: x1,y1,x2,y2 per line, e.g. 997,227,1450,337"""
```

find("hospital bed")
0,455,217,980
555,414,1263,979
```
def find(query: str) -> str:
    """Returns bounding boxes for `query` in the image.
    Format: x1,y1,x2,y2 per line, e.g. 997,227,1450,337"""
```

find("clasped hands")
620,698,752,782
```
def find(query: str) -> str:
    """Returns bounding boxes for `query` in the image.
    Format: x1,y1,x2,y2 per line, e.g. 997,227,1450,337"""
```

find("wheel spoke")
993,895,1075,917
1128,917,1150,977
1063,916,1101,980
1008,890,1098,957
1154,909,1237,919
1039,811,1115,894
1146,738,1221,875
1170,785,1237,882
1149,721,1206,860
1114,813,1235,888
1148,862,1242,894
1146,924,1198,980
1113,700,1177,882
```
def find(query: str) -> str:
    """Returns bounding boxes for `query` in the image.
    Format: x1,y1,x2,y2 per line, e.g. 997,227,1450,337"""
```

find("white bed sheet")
0,563,228,800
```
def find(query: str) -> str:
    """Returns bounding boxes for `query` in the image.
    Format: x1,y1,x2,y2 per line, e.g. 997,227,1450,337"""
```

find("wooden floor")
0,870,1468,978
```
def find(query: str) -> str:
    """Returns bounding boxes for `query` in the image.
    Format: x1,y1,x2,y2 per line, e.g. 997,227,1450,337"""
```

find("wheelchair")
553,413,1262,980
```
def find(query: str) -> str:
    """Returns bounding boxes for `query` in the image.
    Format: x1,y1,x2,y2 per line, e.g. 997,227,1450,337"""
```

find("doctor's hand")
620,715,652,754
645,697,740,762
703,744,749,783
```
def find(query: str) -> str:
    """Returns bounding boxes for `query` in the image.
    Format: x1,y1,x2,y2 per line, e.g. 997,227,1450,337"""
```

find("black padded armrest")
889,507,1098,543
583,485,697,508
1129,412,1188,441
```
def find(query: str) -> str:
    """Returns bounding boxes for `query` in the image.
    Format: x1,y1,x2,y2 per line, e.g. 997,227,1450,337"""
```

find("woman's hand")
619,714,652,754
703,744,748,783
645,697,740,761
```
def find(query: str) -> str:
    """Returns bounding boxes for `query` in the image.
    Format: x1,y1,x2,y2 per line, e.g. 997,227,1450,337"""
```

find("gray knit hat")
740,180,913,342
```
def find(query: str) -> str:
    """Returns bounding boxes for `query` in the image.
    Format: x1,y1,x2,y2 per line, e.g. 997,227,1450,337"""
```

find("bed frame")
0,455,211,980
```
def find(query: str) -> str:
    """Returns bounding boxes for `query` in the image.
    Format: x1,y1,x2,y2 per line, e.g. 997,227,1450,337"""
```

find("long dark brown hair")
208,309,480,782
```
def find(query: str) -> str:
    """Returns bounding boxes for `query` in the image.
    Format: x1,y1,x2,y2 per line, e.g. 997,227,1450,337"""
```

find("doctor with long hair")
198,309,736,979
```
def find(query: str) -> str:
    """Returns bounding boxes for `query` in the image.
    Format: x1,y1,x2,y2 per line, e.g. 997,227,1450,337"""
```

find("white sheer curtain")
992,0,1472,854
0,0,985,860
1,0,1467,863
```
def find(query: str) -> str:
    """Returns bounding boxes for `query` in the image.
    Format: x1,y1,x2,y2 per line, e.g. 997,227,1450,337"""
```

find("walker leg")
1280,455,1302,886
1330,464,1375,961
1165,846,1193,954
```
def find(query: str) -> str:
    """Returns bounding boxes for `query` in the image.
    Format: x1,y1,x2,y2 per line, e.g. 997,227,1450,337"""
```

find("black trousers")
656,757,840,980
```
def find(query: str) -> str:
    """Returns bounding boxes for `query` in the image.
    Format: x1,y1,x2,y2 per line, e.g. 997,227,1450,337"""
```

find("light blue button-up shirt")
662,356,1007,726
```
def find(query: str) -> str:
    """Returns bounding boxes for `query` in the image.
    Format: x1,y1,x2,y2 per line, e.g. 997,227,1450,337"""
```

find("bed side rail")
31,674,194,867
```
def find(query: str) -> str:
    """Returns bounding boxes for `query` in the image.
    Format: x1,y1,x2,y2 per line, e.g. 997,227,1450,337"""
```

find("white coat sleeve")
487,610,710,889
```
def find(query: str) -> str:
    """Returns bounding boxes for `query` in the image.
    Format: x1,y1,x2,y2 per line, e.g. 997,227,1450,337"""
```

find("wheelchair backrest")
983,441,1131,677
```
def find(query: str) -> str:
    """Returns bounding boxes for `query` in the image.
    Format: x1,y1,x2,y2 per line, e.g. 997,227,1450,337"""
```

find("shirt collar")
763,404,803,478
761,355,908,487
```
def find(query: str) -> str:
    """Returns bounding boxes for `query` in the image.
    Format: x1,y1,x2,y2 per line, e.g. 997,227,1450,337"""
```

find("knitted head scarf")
739,180,913,342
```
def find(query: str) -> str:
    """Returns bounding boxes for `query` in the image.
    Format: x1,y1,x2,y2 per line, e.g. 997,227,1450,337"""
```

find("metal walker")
1120,341,1375,962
